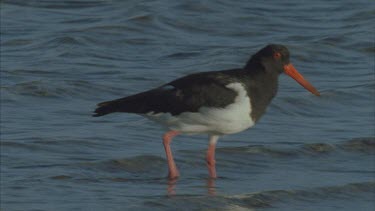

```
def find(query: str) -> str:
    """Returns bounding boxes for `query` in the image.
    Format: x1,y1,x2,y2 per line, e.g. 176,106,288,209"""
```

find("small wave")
216,137,375,158
158,16,213,34
340,137,375,153
217,145,297,158
1,79,124,99
2,69,57,76
225,181,375,209
49,155,169,184
4,0,108,9
1,39,33,47
1,80,61,98
141,181,374,210
82,155,166,174
61,17,102,24
1,141,42,151
52,36,84,45
173,1,215,13
80,25,143,35
162,52,202,59
32,36,88,50
302,143,335,153
127,14,154,22
50,175,72,180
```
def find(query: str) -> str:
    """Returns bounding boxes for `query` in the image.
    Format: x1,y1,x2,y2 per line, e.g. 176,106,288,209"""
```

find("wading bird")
93,44,320,179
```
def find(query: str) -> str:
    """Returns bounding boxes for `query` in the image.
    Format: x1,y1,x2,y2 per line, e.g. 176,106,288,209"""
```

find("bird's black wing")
93,70,240,117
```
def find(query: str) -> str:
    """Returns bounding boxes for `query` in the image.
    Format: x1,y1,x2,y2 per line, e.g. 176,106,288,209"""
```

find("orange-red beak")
283,63,320,96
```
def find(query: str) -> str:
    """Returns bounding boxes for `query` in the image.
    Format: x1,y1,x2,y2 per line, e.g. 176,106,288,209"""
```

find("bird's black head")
246,44,290,74
245,44,320,96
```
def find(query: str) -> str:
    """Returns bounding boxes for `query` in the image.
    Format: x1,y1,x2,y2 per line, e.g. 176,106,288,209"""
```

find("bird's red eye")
273,52,281,60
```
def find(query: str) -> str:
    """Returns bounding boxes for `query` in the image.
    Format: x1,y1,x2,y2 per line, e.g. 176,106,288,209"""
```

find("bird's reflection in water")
167,178,178,196
166,178,217,196
206,178,216,196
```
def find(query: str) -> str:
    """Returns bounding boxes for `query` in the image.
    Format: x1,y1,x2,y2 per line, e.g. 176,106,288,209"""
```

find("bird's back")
93,68,244,117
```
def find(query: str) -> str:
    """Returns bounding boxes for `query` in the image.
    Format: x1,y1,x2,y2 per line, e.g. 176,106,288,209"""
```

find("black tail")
92,96,144,117
93,86,188,117
92,100,120,117
92,89,163,117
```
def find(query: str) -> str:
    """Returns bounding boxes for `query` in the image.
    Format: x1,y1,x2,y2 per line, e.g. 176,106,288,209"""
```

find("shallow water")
1,0,375,210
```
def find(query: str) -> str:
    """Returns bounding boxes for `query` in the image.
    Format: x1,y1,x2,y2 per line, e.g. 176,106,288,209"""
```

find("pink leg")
163,131,180,179
206,135,219,178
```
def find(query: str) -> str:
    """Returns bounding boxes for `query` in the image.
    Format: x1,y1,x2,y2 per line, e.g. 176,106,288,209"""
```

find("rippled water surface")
1,0,375,210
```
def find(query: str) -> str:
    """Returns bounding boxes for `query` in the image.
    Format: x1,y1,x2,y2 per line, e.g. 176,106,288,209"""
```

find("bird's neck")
243,57,263,74
242,60,279,122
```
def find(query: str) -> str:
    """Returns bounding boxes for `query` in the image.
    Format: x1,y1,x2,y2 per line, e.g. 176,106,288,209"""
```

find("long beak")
283,63,320,96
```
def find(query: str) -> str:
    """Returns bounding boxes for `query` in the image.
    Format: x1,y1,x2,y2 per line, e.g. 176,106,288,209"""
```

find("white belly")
144,83,255,135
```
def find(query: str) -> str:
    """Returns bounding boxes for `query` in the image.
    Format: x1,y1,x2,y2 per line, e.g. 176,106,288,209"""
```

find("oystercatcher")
93,44,320,179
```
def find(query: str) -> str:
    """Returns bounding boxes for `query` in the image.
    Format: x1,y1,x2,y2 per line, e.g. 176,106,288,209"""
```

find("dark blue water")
1,1,374,210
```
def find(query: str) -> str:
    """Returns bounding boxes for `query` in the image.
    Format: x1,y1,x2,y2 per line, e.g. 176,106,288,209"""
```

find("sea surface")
1,0,375,210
